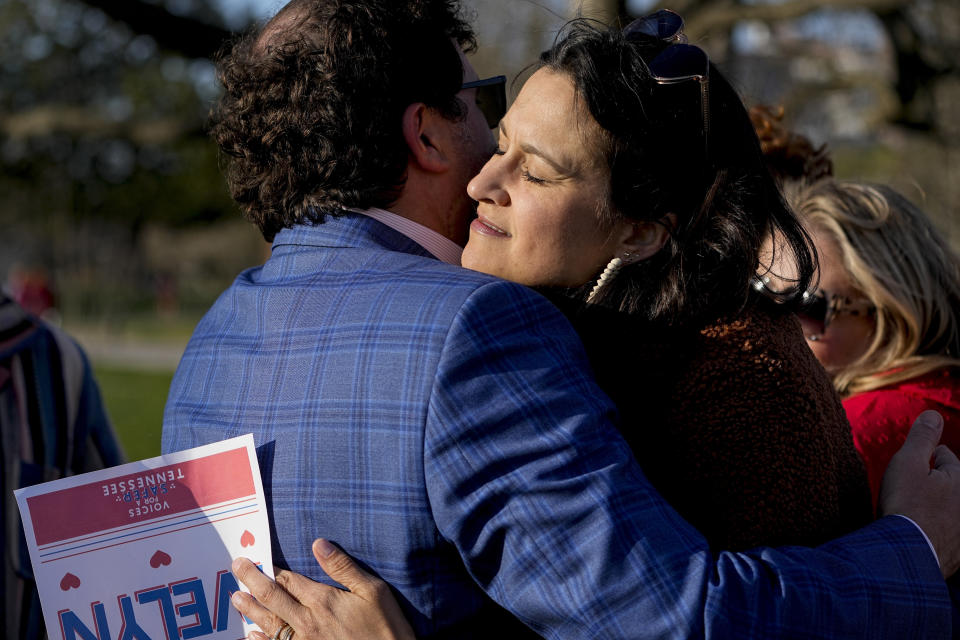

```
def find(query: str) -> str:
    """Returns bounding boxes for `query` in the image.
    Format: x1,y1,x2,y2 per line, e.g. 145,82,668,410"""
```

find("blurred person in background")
752,105,960,508
6,265,58,324
792,179,960,507
0,291,124,639
749,104,834,198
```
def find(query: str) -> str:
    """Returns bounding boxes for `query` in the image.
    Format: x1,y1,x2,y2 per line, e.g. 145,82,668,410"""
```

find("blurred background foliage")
0,0,956,455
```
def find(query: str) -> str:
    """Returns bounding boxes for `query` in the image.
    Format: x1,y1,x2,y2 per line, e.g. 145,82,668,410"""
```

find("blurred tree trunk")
876,7,957,132
569,0,629,26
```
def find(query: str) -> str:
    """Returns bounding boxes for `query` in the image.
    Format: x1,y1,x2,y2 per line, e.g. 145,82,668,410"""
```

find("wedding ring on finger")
271,622,295,640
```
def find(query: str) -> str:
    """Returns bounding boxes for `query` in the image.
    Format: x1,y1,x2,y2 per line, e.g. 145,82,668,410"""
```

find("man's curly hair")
209,0,476,241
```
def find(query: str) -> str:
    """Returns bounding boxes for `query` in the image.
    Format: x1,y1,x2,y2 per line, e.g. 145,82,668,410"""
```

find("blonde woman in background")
752,105,960,508
792,179,960,507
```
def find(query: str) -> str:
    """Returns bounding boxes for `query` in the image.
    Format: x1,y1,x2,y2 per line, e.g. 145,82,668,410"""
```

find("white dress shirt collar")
347,207,463,266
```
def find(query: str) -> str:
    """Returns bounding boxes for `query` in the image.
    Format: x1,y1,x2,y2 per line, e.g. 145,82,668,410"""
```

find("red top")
844,368,960,509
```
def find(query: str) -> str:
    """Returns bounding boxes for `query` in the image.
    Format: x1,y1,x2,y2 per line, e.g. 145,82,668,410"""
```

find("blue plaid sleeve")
424,280,951,639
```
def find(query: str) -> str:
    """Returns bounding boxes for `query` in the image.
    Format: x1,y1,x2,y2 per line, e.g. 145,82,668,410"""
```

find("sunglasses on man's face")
623,10,711,158
461,75,507,129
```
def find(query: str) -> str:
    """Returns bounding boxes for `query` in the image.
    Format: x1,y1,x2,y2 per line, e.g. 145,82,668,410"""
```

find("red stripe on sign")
39,496,255,551
28,447,256,546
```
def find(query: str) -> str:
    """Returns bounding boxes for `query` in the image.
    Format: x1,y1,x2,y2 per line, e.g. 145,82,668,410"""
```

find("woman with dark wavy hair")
457,14,869,553
229,14,874,639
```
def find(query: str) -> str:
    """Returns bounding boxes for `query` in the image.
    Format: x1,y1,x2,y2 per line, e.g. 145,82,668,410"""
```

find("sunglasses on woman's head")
623,8,688,42
461,75,507,129
623,10,711,158
797,290,876,331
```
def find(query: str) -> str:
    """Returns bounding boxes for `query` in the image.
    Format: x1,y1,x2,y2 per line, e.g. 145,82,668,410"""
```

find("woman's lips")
471,216,510,237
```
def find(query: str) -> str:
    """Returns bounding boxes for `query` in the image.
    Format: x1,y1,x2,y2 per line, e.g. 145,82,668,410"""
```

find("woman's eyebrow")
499,122,573,175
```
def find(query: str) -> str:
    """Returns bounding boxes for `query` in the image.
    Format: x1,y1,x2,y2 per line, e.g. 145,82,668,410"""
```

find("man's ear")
401,103,451,174
616,213,677,263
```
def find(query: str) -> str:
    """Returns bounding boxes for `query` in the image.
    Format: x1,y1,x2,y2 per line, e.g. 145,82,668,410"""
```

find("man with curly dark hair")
207,0,493,245
163,2,960,639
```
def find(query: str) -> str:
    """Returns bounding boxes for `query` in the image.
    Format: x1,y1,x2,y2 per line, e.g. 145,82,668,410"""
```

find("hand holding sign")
15,435,273,640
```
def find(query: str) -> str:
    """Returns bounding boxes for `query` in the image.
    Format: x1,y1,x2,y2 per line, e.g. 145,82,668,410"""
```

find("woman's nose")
467,156,509,206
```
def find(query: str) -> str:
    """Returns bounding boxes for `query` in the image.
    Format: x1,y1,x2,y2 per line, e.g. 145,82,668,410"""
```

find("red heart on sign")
149,550,172,568
60,572,81,591
240,530,255,547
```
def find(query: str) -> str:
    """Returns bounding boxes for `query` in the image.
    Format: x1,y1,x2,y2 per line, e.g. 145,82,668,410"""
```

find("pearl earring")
587,257,623,304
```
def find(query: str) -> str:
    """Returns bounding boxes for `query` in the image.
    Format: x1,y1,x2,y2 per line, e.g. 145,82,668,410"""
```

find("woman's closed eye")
491,146,548,185
521,169,547,185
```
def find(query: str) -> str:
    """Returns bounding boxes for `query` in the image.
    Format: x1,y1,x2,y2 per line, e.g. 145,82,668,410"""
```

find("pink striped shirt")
349,207,463,266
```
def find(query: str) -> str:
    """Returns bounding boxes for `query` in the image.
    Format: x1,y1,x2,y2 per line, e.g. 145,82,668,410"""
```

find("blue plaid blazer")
163,214,951,639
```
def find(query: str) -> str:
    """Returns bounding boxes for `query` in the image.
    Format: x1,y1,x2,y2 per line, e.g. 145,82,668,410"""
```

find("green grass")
110,314,203,342
95,366,172,462
66,313,202,343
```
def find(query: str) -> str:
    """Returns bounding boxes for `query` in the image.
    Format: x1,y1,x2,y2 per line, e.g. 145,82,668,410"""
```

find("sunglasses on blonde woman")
797,289,876,333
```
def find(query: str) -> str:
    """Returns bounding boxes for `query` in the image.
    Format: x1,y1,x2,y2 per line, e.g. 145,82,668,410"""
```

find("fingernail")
920,410,944,429
232,557,244,573
315,538,335,557
231,591,245,606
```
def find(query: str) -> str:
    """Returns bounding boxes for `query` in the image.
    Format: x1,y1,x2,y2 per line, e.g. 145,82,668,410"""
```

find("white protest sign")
15,434,273,640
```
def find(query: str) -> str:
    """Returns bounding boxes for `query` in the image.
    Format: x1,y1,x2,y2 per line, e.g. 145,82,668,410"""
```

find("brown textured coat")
555,295,873,550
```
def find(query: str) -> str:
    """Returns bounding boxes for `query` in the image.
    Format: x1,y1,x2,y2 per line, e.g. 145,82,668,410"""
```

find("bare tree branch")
75,0,236,59
685,0,905,38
